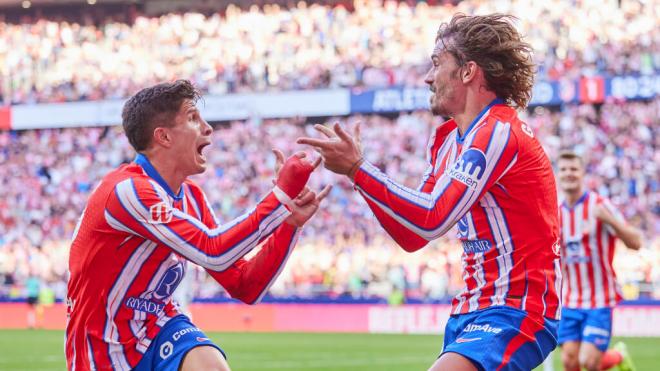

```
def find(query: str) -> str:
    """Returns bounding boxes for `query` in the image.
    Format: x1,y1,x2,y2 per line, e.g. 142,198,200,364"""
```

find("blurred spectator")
1,0,658,105
0,98,657,302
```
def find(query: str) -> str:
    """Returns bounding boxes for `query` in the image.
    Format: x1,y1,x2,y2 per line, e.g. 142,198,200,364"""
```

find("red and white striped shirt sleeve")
353,120,518,252
104,176,291,272
190,184,301,304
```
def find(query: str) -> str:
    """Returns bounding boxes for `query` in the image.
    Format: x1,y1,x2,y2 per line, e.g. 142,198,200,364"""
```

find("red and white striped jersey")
65,154,299,370
353,99,562,320
560,191,625,309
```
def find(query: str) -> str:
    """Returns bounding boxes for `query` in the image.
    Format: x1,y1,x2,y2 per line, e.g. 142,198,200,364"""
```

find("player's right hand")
273,150,320,199
284,184,332,227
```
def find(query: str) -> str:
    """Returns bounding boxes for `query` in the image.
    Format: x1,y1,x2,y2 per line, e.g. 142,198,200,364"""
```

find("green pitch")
1,329,658,370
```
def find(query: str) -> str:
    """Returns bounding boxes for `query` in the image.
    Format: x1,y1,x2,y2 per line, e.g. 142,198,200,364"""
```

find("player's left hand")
284,184,332,227
297,122,363,178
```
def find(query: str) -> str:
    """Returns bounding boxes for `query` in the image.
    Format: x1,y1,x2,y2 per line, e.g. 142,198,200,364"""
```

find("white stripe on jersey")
416,127,439,191
105,211,140,236
562,201,579,308
468,252,486,312
585,194,604,308
465,212,486,312
103,240,156,371
201,190,221,227
575,201,592,309
453,255,471,314
71,330,77,371
115,179,288,271
184,184,203,220
554,258,563,319
481,192,513,306
86,336,97,371
432,131,458,176
600,225,618,306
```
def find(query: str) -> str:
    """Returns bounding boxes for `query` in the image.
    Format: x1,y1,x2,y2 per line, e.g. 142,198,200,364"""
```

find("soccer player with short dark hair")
557,151,640,371
299,14,562,370
65,80,329,371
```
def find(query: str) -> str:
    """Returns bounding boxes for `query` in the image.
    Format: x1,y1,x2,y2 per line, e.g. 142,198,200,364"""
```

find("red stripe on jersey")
608,230,622,304
542,259,562,318
595,215,611,306
473,208,499,310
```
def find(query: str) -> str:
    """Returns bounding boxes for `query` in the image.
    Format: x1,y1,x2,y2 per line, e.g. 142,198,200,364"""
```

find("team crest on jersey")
152,262,185,302
457,217,469,238
552,239,561,256
150,202,173,223
446,148,487,189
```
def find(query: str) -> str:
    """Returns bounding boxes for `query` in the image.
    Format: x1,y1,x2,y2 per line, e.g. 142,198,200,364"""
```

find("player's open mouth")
197,142,211,162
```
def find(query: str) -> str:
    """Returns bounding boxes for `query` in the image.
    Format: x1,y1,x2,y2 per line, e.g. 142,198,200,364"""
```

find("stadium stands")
1,0,657,104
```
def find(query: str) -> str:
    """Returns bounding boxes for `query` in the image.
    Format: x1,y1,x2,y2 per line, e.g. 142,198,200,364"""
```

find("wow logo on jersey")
447,149,487,189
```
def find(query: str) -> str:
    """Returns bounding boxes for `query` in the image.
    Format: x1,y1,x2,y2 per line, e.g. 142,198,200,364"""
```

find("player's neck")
143,154,185,195
453,91,497,136
564,188,585,207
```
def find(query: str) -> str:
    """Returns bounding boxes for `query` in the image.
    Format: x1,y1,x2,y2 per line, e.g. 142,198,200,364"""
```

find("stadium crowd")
1,0,658,104
1,97,658,303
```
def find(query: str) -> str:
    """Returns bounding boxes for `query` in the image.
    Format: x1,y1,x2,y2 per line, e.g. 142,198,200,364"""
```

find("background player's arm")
596,202,642,250
353,121,518,252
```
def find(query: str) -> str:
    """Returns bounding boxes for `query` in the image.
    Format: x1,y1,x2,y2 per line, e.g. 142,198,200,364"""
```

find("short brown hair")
557,151,584,166
436,13,535,109
122,80,202,151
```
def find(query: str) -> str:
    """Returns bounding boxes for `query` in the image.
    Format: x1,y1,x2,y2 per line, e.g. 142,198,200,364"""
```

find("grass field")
1,330,658,370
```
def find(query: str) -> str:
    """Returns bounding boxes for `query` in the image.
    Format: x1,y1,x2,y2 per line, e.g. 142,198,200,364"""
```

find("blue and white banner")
350,87,430,113
4,74,658,130
607,74,660,100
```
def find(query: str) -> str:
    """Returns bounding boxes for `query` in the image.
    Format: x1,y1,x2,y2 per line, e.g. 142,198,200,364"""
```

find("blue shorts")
558,307,613,352
441,306,559,371
133,315,225,371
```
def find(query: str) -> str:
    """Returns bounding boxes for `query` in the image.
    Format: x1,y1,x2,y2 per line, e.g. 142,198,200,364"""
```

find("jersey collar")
456,97,505,144
562,191,588,210
134,153,184,201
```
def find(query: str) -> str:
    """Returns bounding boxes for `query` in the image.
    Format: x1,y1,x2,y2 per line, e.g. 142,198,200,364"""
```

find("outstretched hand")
271,148,331,227
297,122,363,178
272,149,321,199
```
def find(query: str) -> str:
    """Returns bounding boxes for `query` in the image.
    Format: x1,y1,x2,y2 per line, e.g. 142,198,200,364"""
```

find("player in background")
65,80,330,371
299,13,561,371
556,151,641,371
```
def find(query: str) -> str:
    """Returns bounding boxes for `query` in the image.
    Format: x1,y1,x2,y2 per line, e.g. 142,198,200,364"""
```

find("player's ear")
461,61,478,83
152,126,173,148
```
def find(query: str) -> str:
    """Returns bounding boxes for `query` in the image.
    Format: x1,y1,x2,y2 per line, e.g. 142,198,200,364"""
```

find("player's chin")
429,102,445,116
193,157,208,174
194,162,207,174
